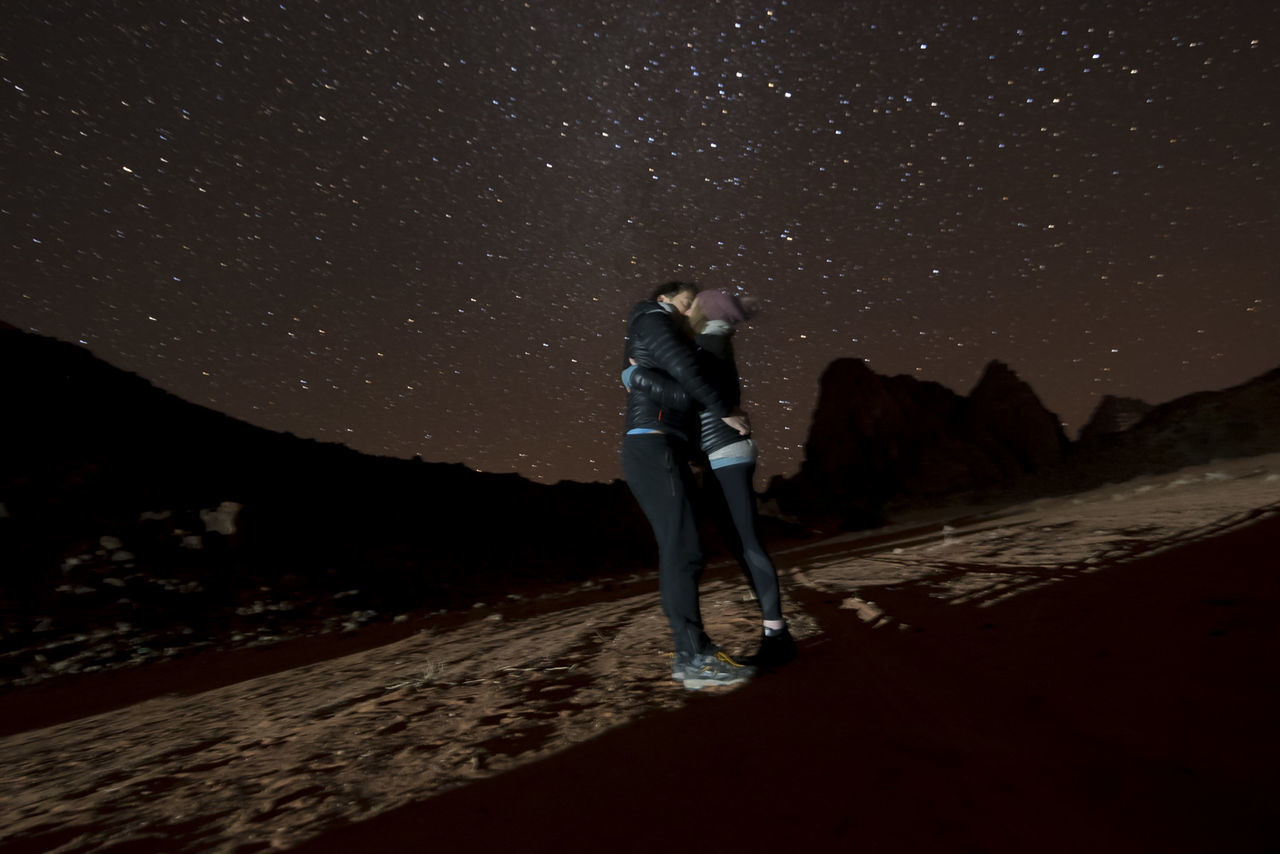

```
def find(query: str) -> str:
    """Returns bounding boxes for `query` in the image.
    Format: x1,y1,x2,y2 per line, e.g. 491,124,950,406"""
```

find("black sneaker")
744,627,797,669
672,650,756,690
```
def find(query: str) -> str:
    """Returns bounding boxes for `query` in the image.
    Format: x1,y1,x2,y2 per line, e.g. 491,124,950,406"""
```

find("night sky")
4,2,1277,486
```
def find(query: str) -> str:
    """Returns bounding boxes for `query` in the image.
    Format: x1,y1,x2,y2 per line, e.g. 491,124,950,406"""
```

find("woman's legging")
710,460,783,622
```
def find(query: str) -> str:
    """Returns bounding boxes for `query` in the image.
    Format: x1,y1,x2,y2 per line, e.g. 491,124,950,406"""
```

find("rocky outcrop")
770,358,1067,528
1078,395,1153,442
770,356,1280,529
965,360,1069,476
0,323,649,681
1055,366,1280,489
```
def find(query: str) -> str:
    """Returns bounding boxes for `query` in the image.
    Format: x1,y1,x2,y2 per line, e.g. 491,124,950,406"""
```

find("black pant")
621,434,714,655
710,461,783,622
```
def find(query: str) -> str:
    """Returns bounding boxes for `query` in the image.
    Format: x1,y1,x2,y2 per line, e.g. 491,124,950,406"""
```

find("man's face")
663,289,696,315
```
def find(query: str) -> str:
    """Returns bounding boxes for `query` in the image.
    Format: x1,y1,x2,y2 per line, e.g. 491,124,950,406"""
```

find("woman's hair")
649,280,699,301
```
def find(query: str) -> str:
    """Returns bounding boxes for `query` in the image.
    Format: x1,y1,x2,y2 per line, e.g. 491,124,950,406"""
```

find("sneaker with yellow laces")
671,650,755,690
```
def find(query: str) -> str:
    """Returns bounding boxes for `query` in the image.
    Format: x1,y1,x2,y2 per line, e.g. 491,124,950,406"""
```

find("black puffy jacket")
628,326,746,455
622,300,728,439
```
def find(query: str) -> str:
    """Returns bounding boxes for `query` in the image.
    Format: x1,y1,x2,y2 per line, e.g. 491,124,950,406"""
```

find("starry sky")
3,2,1278,486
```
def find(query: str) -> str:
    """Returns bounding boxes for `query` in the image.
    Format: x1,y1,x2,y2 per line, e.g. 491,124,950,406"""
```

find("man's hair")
649,280,699,301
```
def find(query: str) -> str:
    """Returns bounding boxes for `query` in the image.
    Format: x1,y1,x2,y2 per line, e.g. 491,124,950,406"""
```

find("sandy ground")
3,455,1279,853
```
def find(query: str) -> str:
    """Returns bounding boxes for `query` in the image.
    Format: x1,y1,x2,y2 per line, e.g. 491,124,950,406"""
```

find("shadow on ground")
287,512,1280,854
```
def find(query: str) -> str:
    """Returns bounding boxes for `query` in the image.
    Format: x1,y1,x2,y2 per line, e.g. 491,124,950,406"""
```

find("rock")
770,358,1066,527
1078,395,1153,442
965,360,1068,476
200,501,242,536
1057,366,1280,489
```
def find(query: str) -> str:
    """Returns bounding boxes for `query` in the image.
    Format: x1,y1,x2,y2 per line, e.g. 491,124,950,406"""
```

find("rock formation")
770,358,1067,528
770,356,1280,529
0,323,648,682
1078,394,1153,442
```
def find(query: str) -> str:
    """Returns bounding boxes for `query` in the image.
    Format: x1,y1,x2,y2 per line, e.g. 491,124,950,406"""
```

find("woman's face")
660,289,696,315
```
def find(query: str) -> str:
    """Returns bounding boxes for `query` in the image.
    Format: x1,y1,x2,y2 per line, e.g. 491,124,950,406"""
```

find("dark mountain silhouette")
1077,394,1153,442
0,324,647,583
966,360,1070,474
1044,364,1280,494
766,358,1069,528
767,357,1280,529
0,324,652,681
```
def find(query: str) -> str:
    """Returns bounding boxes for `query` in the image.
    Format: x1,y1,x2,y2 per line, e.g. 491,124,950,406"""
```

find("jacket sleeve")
626,366,693,409
631,310,729,417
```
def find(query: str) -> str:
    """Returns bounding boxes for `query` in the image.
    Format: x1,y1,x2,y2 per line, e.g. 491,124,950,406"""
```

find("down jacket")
622,300,728,439
626,321,745,456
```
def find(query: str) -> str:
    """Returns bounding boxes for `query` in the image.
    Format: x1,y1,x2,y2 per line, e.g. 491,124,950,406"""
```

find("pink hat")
694,289,758,324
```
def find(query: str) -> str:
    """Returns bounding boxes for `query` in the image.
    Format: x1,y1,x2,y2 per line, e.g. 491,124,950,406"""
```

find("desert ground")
3,454,1279,853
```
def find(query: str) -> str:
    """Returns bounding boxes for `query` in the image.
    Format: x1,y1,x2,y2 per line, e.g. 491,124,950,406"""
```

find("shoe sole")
681,673,752,690
678,662,757,689
670,653,755,689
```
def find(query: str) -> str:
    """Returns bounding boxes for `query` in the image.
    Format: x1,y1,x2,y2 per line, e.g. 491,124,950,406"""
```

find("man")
620,281,753,689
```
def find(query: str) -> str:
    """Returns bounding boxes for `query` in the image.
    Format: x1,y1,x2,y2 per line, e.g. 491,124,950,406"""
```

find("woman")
623,289,796,668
